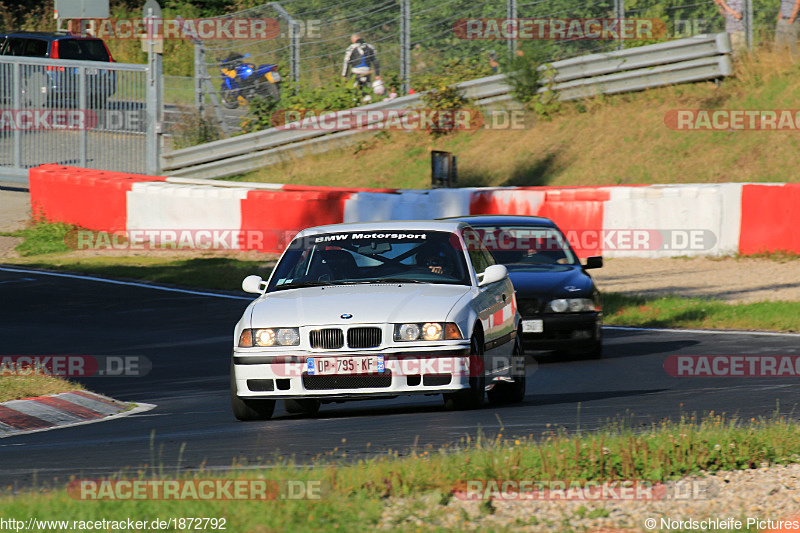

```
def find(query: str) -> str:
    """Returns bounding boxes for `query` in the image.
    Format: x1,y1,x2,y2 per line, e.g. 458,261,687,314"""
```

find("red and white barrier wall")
27,164,800,257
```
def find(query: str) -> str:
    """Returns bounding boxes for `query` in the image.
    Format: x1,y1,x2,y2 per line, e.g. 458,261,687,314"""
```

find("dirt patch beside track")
593,257,800,304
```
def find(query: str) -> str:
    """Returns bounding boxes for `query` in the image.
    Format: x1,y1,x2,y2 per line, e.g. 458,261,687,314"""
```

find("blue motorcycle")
219,53,281,109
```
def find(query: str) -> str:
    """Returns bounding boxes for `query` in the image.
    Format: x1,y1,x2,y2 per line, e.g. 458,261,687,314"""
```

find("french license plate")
307,355,384,375
86,67,99,75
522,319,544,333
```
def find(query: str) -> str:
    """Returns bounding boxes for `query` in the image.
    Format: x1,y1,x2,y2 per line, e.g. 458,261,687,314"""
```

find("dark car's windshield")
267,230,471,292
468,225,579,271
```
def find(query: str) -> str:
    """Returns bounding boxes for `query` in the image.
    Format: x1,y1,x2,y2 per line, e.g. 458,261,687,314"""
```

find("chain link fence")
0,55,156,182
174,0,786,139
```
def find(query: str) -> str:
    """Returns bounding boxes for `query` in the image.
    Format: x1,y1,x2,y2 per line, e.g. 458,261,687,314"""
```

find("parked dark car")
445,215,603,358
0,31,116,108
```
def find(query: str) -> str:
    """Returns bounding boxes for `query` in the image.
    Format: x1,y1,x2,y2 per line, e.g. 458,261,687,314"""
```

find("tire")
487,334,526,405
264,82,280,102
443,330,485,411
230,362,275,421
220,87,241,109
284,398,321,416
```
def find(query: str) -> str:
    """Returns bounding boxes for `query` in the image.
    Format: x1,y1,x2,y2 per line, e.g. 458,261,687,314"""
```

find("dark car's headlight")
394,322,462,341
238,328,300,347
548,298,596,313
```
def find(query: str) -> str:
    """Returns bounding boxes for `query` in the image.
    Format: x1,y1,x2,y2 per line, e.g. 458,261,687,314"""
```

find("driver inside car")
415,243,454,276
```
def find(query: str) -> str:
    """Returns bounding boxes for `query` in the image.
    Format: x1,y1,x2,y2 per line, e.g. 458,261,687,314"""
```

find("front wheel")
443,331,485,410
220,87,241,109
487,334,526,405
263,81,280,102
230,362,275,421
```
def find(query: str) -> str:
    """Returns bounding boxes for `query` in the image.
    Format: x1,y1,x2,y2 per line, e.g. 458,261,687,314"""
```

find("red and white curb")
0,390,155,438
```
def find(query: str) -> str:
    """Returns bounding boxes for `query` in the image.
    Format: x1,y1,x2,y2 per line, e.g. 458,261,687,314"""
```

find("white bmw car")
231,220,525,420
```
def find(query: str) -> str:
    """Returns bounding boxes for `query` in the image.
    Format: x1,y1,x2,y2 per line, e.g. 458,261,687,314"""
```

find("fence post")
507,0,517,57
12,62,21,171
194,41,205,113
272,3,300,82
79,67,88,168
400,0,410,94
745,0,753,50
615,0,625,50
290,20,300,82
146,36,163,175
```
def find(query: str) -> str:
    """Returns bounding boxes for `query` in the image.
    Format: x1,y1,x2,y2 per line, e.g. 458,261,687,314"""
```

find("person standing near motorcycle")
342,34,381,102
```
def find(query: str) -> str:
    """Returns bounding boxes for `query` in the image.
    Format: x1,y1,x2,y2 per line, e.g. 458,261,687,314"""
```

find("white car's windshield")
469,226,579,271
268,230,471,291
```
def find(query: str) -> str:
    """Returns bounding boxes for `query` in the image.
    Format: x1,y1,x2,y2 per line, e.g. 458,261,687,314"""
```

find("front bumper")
232,346,475,400
520,312,601,352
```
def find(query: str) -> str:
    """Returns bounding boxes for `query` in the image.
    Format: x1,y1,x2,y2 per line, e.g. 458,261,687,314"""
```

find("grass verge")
603,293,800,332
7,255,274,292
0,372,83,403
2,222,276,292
0,413,798,531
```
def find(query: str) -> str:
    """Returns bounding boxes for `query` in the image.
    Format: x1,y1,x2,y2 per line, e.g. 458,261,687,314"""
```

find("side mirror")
583,256,603,269
478,264,508,286
242,275,266,294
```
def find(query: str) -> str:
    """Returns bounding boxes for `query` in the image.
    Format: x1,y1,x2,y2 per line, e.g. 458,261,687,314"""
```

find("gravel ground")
0,184,29,258
379,463,800,532
593,257,800,304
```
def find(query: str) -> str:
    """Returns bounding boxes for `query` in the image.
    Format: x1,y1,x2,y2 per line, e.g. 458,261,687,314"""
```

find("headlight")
238,328,300,347
548,298,596,313
394,322,462,341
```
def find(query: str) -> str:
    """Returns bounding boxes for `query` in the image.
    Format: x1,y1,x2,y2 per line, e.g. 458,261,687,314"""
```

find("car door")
462,227,515,352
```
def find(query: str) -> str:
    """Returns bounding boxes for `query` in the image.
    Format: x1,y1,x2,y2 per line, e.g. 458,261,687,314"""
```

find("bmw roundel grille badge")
340,313,353,319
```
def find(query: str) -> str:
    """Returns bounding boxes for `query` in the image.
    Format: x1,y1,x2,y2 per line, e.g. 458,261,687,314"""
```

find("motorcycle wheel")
265,82,280,102
220,87,241,109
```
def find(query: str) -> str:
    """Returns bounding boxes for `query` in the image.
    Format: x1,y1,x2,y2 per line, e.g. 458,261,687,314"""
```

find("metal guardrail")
161,33,728,180
538,33,733,101
161,78,513,178
0,55,159,184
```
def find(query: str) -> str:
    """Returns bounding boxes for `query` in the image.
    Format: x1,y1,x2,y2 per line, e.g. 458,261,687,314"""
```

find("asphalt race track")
2,265,799,489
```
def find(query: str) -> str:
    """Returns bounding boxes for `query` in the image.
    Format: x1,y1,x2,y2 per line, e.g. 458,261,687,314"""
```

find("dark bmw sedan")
446,215,603,358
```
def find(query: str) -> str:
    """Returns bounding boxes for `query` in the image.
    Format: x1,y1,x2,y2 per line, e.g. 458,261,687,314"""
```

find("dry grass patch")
230,47,800,189
0,372,82,403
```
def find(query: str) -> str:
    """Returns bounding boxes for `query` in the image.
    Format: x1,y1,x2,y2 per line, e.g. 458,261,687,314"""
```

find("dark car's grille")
303,372,392,390
347,327,382,348
310,329,344,349
517,298,541,316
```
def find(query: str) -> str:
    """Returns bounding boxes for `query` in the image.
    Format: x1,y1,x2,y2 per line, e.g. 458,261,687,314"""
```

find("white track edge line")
0,266,251,300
